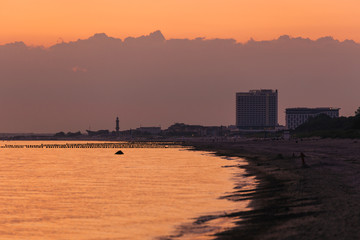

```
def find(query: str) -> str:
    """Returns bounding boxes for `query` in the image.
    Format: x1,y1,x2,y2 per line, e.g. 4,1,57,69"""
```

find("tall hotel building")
286,107,340,129
236,89,278,129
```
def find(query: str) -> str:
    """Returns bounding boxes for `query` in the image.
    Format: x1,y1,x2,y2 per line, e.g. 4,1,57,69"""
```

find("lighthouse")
116,117,120,133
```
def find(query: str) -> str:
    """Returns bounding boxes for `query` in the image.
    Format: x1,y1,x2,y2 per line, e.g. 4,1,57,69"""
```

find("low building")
136,127,161,135
86,130,110,137
165,123,228,137
286,107,340,129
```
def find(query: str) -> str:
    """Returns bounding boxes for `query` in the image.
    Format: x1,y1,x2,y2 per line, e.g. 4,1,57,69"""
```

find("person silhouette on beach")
300,152,307,167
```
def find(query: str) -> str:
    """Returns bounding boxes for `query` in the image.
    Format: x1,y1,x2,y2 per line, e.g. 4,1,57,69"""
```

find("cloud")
72,66,87,72
0,31,359,132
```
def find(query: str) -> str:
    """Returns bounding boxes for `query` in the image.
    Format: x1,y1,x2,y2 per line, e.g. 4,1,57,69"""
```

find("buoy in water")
115,150,124,155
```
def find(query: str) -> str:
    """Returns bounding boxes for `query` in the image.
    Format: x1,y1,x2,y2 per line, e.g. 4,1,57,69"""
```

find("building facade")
286,107,340,129
236,89,278,129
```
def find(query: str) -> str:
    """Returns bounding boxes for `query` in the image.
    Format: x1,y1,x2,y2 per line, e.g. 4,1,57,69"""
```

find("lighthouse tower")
116,117,120,133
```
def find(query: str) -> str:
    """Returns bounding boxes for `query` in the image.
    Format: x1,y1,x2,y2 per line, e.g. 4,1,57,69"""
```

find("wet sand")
188,138,360,240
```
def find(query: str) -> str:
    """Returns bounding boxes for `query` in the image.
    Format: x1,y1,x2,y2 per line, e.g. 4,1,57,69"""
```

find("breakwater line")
0,142,183,149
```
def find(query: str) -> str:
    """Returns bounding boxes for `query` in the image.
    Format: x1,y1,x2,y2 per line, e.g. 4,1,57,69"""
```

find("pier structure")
0,142,182,149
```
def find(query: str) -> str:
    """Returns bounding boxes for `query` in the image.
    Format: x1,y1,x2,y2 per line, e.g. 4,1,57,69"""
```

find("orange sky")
1,0,359,46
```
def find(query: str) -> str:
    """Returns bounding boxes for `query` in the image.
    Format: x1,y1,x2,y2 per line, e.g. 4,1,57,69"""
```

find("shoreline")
186,138,360,239
3,138,360,239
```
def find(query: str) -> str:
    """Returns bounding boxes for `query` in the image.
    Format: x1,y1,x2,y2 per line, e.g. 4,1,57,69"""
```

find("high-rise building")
286,108,340,129
236,89,278,129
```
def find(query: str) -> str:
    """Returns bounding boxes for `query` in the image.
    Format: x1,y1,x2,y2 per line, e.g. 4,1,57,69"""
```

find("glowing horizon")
2,31,359,48
1,0,359,46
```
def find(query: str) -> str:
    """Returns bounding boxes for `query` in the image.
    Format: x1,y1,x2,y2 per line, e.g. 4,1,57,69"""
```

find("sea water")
0,141,254,240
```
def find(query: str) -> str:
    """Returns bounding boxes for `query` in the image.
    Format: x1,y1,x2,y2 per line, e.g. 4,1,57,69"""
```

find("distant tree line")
54,131,82,138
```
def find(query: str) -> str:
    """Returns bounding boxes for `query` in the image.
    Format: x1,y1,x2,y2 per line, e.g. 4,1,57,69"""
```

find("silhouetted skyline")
0,31,359,133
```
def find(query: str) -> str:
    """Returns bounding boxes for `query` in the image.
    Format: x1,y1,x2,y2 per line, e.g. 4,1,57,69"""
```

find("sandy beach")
188,138,360,240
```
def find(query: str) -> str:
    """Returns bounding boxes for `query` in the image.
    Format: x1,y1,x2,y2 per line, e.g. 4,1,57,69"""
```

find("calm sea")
0,141,255,240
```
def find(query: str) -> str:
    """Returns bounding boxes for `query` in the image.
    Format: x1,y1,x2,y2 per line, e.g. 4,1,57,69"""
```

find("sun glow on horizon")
1,0,360,46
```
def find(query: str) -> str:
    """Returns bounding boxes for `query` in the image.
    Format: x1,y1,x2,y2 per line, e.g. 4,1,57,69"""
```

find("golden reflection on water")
0,141,253,240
